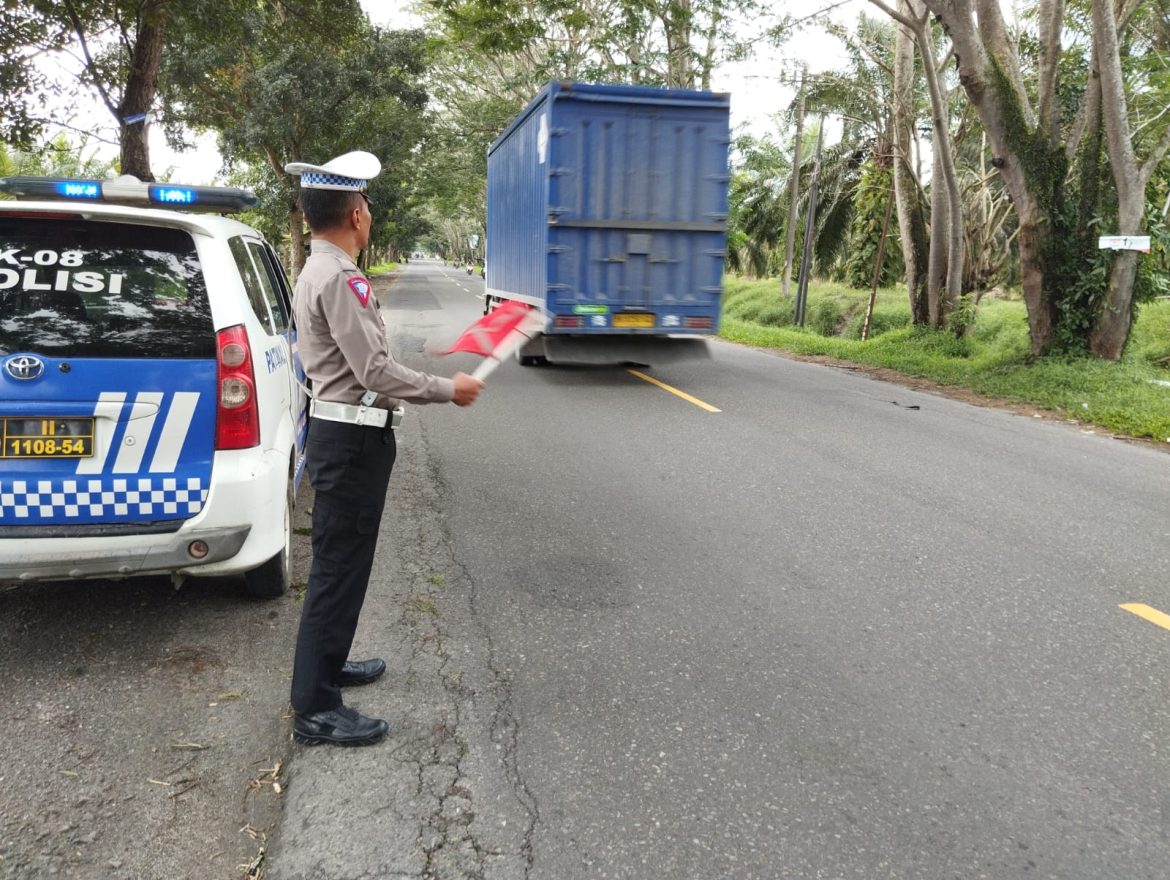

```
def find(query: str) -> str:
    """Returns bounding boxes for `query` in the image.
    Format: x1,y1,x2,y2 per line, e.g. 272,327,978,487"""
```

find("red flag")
442,300,537,357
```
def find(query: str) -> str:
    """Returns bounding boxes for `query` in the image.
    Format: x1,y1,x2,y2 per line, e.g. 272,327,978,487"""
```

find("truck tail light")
554,315,583,328
683,316,713,329
215,324,260,449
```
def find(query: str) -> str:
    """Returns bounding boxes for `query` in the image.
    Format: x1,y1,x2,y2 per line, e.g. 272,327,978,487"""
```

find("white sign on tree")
1098,235,1152,253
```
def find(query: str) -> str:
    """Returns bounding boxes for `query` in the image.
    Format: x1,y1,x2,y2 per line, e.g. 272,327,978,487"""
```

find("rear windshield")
0,216,215,358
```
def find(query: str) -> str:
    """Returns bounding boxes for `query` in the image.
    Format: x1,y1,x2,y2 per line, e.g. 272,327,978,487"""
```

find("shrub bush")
843,304,912,339
809,298,842,337
756,300,795,327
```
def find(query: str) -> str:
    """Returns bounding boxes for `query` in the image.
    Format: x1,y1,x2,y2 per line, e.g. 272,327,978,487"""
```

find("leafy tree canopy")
163,1,430,265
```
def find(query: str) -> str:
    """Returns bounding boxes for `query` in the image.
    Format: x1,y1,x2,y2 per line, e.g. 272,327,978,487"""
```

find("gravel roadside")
0,486,313,880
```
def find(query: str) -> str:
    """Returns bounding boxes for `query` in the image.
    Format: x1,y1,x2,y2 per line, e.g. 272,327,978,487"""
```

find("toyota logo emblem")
4,355,46,381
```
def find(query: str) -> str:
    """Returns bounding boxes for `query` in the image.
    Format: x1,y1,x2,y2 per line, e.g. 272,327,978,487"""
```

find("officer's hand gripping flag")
441,300,545,380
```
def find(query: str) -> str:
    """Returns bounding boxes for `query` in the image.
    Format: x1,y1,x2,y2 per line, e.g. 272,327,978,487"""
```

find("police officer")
285,151,483,746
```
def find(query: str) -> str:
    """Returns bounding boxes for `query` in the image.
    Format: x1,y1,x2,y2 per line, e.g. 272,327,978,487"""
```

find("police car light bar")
0,175,259,213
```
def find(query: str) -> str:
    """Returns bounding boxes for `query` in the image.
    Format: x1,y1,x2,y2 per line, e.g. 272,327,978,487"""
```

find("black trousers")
291,417,397,714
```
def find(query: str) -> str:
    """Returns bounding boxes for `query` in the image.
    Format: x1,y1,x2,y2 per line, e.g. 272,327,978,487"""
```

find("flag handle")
471,356,502,381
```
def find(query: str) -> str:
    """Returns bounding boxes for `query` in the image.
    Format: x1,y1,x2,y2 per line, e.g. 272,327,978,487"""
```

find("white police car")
0,175,307,597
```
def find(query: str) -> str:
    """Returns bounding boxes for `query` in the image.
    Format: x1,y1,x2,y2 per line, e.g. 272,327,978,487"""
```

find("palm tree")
797,15,907,285
726,134,789,277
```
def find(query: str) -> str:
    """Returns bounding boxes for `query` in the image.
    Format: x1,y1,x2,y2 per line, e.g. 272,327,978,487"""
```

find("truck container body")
486,81,730,360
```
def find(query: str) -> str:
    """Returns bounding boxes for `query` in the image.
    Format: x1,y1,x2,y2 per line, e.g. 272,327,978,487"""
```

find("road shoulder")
264,411,532,880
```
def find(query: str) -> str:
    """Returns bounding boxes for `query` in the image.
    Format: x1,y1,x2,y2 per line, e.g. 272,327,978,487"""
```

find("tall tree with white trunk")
1088,0,1170,358
868,0,1170,358
871,0,965,327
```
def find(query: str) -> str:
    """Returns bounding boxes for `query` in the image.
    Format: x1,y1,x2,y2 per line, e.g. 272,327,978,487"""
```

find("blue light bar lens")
0,175,258,213
54,181,101,199
150,186,197,205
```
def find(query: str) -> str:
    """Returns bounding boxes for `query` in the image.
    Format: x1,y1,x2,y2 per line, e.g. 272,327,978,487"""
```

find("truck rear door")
546,92,729,333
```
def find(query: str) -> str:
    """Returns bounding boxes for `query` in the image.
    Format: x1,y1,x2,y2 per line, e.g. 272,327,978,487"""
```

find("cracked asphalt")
265,410,535,880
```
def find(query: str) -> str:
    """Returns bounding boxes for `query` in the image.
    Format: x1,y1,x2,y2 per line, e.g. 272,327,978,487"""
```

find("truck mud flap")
541,335,711,366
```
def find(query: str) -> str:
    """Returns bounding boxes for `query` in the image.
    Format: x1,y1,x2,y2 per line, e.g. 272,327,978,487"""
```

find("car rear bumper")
0,524,250,582
0,447,290,585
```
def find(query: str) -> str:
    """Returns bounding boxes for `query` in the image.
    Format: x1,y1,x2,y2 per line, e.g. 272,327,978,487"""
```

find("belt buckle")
355,390,379,427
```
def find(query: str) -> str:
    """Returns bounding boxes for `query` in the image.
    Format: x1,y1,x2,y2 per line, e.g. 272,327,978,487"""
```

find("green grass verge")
720,276,1170,443
367,261,399,275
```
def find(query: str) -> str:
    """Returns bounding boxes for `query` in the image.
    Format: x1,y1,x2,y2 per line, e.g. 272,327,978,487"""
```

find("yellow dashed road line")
627,369,721,412
1120,603,1170,631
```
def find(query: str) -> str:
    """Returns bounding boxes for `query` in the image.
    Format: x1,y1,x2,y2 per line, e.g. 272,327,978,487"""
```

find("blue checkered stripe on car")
0,477,207,521
302,171,363,189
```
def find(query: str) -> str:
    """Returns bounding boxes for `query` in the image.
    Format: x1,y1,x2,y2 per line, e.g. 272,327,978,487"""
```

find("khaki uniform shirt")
293,240,454,408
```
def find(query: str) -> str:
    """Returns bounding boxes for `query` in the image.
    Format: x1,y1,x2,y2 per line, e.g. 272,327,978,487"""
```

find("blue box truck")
484,81,731,365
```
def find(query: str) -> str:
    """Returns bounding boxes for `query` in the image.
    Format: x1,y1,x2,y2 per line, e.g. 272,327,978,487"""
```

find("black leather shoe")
293,705,389,746
337,657,386,687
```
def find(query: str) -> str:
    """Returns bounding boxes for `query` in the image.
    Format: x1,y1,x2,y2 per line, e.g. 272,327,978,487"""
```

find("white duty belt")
309,390,403,429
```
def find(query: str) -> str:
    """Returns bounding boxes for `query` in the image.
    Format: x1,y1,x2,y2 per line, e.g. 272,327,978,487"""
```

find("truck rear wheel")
244,484,292,599
516,332,547,366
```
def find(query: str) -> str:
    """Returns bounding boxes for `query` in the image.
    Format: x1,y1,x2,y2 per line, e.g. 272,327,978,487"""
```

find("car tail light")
215,324,259,449
683,316,713,329
554,315,583,328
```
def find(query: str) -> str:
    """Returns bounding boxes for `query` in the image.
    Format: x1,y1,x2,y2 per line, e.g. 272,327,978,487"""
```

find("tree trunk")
1087,0,1155,359
699,1,721,91
892,2,928,323
661,0,694,87
1090,251,1140,358
1016,201,1059,355
915,0,1061,354
118,15,165,180
782,72,805,298
926,155,948,325
290,203,306,278
915,18,964,323
972,0,1034,126
1036,0,1066,144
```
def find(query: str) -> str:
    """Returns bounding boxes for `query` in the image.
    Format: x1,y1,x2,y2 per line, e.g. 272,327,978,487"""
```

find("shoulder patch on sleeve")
347,276,372,307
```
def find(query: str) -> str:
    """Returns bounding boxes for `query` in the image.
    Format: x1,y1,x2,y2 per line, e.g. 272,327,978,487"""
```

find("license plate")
1,417,95,459
613,313,655,328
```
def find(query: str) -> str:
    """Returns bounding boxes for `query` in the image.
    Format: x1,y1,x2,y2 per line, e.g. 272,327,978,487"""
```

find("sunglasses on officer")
357,191,373,208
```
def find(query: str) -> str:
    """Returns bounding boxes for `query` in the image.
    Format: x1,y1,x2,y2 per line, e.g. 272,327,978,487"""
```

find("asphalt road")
7,258,1168,880
369,260,1170,879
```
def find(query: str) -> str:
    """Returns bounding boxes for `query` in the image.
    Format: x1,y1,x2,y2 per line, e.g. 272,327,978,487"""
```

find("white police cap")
284,151,381,191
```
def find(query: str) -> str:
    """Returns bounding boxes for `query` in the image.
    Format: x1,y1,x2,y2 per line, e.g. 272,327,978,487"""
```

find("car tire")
244,483,292,599
515,332,547,367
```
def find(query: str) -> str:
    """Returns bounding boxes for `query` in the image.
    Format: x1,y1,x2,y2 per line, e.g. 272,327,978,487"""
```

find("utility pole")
782,68,806,299
794,118,824,328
